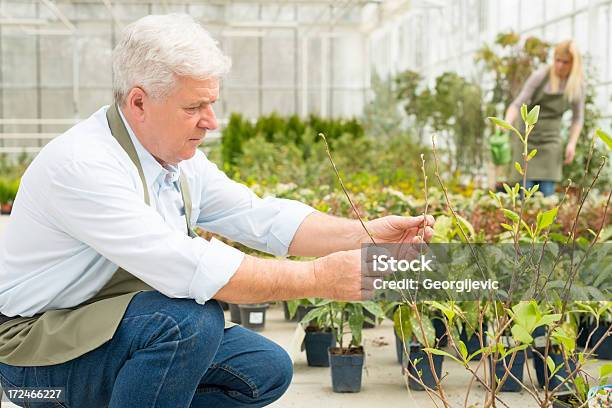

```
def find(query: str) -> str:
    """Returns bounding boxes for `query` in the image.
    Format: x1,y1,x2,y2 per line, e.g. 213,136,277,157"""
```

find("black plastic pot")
304,329,335,367
238,304,269,331
533,350,576,390
328,347,364,393
490,351,525,392
404,345,444,391
229,303,241,324
459,324,487,360
583,322,612,360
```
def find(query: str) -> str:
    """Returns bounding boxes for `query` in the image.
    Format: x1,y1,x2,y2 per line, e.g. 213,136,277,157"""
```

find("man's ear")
124,87,147,122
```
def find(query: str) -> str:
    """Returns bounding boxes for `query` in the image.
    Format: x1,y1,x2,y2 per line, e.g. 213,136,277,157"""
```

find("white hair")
112,13,231,105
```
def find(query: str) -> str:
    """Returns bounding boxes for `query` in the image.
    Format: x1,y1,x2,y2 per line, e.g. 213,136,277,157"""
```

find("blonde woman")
504,39,585,196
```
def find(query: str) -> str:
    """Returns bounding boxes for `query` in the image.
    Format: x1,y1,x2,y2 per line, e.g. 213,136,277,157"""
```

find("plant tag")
287,324,306,363
534,336,546,348
249,312,264,324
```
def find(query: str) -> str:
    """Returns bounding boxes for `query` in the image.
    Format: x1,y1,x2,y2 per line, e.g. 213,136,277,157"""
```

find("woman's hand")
564,142,577,164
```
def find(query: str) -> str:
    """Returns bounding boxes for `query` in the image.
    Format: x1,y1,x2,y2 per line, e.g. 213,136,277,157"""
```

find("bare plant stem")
319,133,377,245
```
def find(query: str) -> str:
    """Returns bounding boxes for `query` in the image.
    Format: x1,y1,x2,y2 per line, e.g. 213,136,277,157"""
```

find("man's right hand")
312,249,365,301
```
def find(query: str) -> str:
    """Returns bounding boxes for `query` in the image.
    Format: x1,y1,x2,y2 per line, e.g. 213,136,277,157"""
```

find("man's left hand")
363,214,435,245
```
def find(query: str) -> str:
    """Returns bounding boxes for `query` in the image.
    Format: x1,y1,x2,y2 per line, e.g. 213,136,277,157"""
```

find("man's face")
142,76,219,165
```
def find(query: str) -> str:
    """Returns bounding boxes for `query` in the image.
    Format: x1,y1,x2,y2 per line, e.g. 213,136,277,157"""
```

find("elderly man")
0,14,433,408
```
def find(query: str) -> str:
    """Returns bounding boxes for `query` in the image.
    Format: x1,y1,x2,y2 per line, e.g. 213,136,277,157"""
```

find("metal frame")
2,0,612,155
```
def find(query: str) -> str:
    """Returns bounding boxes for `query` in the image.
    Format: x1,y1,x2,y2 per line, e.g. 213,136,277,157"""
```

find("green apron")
510,73,571,183
0,104,232,367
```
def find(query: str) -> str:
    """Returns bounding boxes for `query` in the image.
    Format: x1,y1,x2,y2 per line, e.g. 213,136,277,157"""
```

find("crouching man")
0,14,434,407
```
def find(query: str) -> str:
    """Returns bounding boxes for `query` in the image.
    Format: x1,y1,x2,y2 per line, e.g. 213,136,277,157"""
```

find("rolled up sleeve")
189,237,244,304
196,159,316,256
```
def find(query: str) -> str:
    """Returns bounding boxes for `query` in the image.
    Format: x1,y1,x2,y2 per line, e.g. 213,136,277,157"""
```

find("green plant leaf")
502,344,529,358
535,314,562,327
361,301,386,320
536,207,558,231
600,363,612,379
488,117,520,140
511,324,533,344
514,162,523,175
423,347,464,365
488,117,513,130
527,149,537,161
503,209,520,223
596,129,612,151
393,305,412,342
511,301,539,332
457,340,468,361
520,104,528,123
412,314,436,347
348,306,365,347
546,355,556,375
526,105,540,125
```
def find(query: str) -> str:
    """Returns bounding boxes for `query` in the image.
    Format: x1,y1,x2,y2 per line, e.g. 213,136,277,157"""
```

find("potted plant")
327,301,384,393
286,298,317,323
393,303,443,391
299,299,337,367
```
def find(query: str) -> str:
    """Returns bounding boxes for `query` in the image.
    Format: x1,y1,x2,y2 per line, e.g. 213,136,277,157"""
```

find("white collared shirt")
0,106,315,317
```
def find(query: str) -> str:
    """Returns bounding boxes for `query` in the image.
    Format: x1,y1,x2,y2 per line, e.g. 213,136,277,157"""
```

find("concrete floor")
0,215,545,407
250,305,542,408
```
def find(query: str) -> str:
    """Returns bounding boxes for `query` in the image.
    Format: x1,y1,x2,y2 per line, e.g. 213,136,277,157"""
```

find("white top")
0,106,315,317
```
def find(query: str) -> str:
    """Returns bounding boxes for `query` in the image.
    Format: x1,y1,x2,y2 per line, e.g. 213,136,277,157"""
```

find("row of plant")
220,112,363,170
265,109,611,407
287,297,610,403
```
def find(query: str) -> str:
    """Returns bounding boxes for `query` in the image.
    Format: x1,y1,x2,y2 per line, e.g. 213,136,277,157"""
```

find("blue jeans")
0,291,292,407
525,180,556,197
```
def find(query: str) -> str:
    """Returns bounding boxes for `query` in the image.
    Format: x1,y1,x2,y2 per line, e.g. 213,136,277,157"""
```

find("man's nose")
198,106,218,130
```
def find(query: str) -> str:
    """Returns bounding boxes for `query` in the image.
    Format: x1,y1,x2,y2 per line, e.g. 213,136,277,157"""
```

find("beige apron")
0,104,233,367
510,73,571,183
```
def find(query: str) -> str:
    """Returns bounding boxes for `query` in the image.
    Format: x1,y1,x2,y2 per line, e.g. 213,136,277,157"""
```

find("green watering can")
489,130,512,165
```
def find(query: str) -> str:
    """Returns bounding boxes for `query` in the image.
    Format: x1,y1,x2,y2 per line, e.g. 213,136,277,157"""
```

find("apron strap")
106,103,195,236
105,104,150,206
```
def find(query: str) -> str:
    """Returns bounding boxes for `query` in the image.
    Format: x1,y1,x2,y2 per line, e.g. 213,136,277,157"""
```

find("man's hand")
312,249,376,301
364,214,435,245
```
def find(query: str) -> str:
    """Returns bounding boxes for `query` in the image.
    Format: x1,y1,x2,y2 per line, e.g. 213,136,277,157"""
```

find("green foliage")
0,177,20,205
362,73,408,139
220,112,365,176
508,301,561,344
396,70,486,174
475,32,550,108
393,304,437,347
